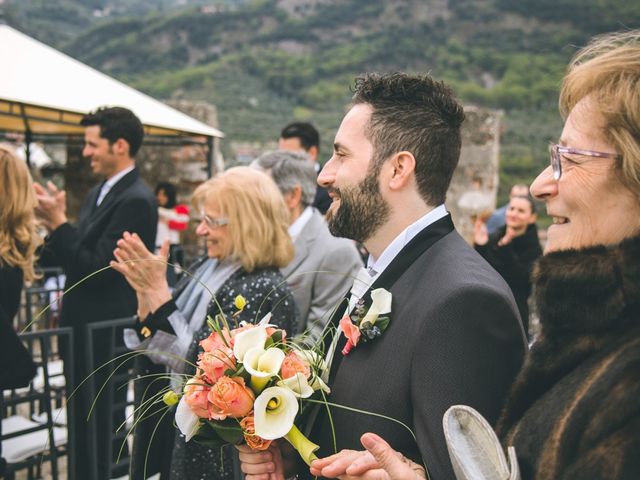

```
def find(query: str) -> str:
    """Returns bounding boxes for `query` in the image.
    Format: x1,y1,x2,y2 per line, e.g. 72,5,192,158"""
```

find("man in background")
35,106,157,480
279,122,332,214
252,150,362,342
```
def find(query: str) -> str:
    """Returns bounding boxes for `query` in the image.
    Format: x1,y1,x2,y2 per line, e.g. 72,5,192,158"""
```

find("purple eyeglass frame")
548,143,621,180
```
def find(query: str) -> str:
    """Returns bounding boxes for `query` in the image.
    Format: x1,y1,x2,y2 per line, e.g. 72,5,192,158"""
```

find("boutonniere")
339,288,392,355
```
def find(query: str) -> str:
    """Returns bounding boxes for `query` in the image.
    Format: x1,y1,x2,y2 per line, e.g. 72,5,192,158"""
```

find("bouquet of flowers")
169,299,330,466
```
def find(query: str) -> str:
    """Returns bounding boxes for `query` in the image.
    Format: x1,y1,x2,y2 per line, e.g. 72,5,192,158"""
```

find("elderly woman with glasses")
295,30,640,480
111,167,296,480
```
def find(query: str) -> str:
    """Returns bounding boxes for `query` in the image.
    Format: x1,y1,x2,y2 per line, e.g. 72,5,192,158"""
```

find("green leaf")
209,418,244,444
376,317,390,332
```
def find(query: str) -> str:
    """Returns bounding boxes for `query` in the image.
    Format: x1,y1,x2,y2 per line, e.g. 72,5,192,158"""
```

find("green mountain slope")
4,0,639,199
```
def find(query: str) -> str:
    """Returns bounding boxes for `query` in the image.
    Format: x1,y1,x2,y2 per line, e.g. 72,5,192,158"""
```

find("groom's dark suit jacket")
313,215,526,479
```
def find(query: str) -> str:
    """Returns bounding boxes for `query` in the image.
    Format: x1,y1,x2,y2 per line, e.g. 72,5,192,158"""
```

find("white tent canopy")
0,24,224,138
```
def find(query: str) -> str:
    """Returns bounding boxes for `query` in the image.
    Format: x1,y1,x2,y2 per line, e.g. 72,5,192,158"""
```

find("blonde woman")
0,144,39,389
0,145,41,477
112,166,297,480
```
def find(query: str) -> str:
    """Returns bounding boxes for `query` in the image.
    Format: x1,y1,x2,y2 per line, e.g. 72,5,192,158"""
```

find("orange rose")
183,376,212,419
240,414,272,451
280,352,310,380
207,376,255,420
198,345,236,382
200,329,232,352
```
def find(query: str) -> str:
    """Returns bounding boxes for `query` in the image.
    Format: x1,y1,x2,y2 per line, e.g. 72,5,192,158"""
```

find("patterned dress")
169,267,296,480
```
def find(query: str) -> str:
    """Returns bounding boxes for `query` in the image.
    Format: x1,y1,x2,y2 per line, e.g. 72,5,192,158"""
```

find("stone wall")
446,107,502,244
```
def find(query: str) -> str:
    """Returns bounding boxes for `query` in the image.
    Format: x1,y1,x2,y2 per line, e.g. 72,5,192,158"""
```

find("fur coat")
496,236,640,479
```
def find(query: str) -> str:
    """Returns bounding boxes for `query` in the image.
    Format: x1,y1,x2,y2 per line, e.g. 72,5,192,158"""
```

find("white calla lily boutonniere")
339,288,392,355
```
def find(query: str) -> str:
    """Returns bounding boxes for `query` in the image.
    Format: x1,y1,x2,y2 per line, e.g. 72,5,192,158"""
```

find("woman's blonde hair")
0,144,42,281
192,166,294,272
560,29,640,194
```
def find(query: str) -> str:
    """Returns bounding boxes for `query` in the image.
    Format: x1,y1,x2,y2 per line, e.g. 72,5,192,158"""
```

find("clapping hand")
473,217,489,246
110,232,172,318
33,181,67,232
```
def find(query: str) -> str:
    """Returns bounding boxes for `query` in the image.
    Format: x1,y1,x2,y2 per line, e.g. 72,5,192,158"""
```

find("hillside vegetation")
5,0,640,201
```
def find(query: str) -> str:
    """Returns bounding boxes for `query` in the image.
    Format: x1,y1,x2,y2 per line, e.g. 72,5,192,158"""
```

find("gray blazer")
281,209,363,343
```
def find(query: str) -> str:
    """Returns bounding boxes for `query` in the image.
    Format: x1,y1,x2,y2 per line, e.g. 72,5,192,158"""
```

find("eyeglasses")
197,214,229,229
549,143,621,180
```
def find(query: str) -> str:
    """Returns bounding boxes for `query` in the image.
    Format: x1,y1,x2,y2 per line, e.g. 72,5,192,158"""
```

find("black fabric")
38,167,157,480
313,185,332,215
497,236,640,480
310,214,526,480
474,223,542,332
0,264,36,390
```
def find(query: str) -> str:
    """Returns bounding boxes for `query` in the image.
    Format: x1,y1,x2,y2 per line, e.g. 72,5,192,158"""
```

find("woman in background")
474,194,541,336
155,181,190,286
113,167,297,480
0,145,39,476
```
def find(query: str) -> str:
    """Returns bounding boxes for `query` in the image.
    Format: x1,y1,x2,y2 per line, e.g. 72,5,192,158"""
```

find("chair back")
1,327,74,480
84,316,137,479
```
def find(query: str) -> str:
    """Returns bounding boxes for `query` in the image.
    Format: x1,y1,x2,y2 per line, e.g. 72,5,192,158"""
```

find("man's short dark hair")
80,106,144,157
280,122,320,151
352,72,465,206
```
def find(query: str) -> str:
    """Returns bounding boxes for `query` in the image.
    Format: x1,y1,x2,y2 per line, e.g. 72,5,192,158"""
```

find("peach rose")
339,315,361,352
198,345,236,382
280,352,310,380
207,376,255,420
240,414,272,451
183,376,212,419
200,329,232,352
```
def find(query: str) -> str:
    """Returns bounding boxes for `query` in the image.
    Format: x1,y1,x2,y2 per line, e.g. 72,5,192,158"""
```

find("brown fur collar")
533,235,640,335
497,235,640,437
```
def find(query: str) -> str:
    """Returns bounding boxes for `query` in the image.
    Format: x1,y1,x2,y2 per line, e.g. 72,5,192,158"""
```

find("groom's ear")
387,151,416,191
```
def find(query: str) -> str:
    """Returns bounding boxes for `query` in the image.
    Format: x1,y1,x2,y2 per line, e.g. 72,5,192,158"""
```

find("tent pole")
19,103,32,168
206,136,214,178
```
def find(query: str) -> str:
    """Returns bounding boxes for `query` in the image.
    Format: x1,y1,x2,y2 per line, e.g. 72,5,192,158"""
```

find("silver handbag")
443,405,520,480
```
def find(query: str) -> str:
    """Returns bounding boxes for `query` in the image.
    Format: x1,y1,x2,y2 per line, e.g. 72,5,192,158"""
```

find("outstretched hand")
110,232,172,316
310,433,426,480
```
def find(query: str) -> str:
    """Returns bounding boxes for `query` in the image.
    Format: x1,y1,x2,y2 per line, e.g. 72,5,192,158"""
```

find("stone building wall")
447,107,501,244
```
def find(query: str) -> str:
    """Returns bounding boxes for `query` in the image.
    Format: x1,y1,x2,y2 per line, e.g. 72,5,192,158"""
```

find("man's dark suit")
313,215,526,479
40,167,157,480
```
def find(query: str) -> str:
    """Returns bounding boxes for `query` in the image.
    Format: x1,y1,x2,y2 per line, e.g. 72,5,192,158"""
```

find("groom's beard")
326,172,390,244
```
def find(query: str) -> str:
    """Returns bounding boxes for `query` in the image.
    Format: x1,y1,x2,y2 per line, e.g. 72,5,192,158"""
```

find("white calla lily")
258,312,273,326
233,325,268,362
361,288,392,325
254,386,299,440
309,374,331,394
277,372,314,398
244,347,286,391
175,397,200,442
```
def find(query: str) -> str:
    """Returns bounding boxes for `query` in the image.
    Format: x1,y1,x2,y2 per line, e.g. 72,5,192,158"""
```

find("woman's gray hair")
251,150,318,206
